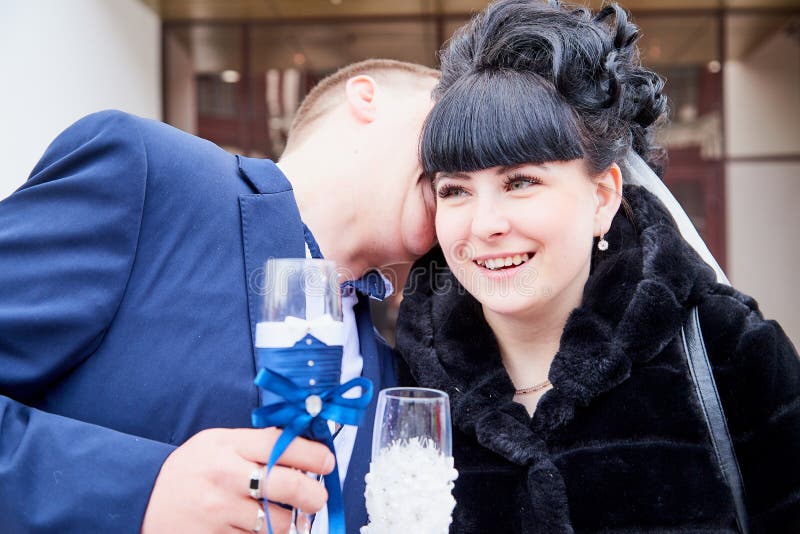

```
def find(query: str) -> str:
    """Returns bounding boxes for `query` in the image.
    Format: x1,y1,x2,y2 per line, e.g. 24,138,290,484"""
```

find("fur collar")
397,185,718,463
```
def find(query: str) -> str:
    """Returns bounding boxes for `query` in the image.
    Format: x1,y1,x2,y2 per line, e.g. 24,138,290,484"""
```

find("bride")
396,1,800,532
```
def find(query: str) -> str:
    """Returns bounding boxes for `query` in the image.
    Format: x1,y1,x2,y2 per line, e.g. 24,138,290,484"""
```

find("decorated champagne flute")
252,258,372,534
362,387,458,534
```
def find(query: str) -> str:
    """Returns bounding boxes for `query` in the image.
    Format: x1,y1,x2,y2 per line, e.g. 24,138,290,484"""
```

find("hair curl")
422,0,669,177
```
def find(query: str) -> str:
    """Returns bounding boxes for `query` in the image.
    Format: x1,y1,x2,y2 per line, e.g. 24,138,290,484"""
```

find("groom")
0,59,438,533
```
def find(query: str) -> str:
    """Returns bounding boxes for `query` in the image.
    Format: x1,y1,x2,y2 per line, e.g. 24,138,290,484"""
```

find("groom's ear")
345,75,378,124
594,163,623,236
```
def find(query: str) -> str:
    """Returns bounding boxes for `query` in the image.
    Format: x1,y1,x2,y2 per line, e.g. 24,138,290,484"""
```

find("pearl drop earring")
597,233,609,251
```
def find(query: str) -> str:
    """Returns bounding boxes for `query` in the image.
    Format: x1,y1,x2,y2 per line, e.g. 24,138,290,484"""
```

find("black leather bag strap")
682,306,750,534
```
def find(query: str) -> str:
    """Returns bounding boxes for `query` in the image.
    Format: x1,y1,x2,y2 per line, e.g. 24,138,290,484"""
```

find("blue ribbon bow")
252,367,373,534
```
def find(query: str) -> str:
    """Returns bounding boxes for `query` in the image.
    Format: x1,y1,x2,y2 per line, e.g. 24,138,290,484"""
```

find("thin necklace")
515,379,552,395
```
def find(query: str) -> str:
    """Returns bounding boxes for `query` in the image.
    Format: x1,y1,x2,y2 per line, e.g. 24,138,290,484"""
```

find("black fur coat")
396,186,800,533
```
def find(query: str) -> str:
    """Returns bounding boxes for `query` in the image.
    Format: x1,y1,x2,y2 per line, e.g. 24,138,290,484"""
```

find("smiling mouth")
475,253,534,271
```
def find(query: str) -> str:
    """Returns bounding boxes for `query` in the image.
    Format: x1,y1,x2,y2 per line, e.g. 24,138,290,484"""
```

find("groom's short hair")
284,58,439,151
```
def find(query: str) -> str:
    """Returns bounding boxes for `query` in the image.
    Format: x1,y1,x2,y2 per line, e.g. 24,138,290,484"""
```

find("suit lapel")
236,156,305,389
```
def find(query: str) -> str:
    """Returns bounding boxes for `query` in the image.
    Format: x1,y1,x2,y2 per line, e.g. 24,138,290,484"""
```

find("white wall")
726,31,800,157
0,0,161,200
727,163,800,342
725,27,800,345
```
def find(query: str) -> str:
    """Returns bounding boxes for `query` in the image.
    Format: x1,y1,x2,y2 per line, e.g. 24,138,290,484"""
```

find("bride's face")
433,160,619,320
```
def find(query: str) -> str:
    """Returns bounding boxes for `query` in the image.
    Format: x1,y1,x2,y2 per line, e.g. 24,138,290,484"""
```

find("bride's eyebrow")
497,163,550,174
433,172,471,188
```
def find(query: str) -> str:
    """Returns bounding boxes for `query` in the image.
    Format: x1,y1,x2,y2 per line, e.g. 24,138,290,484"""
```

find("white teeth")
477,253,533,270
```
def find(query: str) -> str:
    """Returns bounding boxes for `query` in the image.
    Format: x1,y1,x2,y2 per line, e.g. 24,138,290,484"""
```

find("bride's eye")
436,184,468,199
504,174,541,191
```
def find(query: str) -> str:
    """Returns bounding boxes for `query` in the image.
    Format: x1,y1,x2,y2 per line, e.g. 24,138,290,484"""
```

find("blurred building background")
1,0,798,344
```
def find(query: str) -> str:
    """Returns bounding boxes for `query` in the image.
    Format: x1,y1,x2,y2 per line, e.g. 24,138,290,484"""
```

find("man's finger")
262,465,329,513
228,500,291,534
231,428,335,475
263,503,292,534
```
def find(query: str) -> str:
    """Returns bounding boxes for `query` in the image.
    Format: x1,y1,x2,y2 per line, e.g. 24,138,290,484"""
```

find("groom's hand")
141,427,335,534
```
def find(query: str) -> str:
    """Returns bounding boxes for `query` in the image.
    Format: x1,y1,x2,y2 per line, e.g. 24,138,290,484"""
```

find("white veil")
619,151,730,285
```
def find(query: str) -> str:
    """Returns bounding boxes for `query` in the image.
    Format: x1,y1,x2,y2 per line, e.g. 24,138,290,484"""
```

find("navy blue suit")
0,110,395,532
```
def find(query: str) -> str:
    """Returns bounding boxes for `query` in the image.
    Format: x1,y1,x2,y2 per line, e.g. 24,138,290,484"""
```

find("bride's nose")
470,197,510,240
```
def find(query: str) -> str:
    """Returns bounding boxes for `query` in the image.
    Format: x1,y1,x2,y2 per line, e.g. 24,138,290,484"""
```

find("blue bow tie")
341,271,388,301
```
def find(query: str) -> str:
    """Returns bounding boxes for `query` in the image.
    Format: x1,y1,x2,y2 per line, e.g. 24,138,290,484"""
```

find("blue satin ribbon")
252,366,373,534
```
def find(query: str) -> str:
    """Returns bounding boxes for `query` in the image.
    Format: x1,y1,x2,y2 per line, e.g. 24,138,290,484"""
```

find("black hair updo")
421,0,669,177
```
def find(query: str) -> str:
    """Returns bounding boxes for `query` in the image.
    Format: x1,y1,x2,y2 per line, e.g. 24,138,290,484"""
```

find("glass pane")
636,15,723,161
164,25,245,153
247,20,438,158
636,14,724,264
637,15,719,68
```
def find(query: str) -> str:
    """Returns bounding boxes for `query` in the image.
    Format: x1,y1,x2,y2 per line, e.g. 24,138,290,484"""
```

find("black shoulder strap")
682,306,749,534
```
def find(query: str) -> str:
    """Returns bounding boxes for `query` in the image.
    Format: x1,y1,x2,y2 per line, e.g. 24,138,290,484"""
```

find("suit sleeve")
0,111,175,532
700,288,800,533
